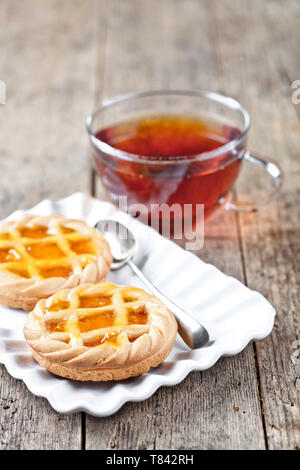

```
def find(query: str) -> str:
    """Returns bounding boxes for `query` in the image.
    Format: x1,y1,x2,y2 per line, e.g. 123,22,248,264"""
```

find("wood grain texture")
0,0,299,450
86,347,263,450
0,365,81,450
88,0,266,450
0,0,100,449
207,0,300,449
0,0,96,217
217,0,300,449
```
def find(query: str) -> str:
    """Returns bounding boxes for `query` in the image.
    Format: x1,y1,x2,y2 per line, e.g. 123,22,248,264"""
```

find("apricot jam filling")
18,225,50,239
0,248,20,262
77,311,115,332
0,224,98,279
8,265,30,278
39,265,74,279
79,295,112,308
59,227,75,234
44,293,149,347
45,300,70,313
25,242,65,259
46,316,69,333
69,239,96,255
0,232,13,240
128,307,148,325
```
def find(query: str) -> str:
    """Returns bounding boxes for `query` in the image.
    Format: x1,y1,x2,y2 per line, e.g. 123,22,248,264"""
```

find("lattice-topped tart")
24,282,178,381
0,215,112,310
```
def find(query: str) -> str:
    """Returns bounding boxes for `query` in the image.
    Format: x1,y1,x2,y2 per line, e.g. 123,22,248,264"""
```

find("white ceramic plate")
0,193,275,416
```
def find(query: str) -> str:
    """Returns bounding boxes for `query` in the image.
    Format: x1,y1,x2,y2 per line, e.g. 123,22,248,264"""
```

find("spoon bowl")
96,219,136,269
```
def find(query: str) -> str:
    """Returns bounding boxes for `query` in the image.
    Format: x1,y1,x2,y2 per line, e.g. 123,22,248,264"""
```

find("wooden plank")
212,0,300,450
88,0,266,450
0,0,100,449
239,192,300,450
86,347,263,450
1,0,296,450
0,0,96,216
0,366,81,450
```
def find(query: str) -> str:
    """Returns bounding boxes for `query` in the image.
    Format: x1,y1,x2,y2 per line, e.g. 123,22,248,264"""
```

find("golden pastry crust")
24,282,178,381
0,215,112,310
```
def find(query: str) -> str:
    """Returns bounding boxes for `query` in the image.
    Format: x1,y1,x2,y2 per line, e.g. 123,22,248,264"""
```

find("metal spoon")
95,219,209,349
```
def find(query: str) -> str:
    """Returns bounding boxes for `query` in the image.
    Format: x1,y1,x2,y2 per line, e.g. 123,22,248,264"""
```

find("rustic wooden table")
0,0,299,450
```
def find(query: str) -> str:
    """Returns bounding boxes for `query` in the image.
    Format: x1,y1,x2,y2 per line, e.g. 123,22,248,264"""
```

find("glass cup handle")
224,151,284,212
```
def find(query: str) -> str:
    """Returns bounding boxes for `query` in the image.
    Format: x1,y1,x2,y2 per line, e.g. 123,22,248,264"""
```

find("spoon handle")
126,259,209,349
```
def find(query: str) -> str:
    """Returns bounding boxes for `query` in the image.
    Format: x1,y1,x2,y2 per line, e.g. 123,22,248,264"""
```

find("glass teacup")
87,90,283,234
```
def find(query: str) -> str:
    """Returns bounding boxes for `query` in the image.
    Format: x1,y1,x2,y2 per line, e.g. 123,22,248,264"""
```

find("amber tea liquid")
93,115,243,230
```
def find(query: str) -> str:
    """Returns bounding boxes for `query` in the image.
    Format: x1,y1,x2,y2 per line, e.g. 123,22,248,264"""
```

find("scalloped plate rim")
0,192,276,416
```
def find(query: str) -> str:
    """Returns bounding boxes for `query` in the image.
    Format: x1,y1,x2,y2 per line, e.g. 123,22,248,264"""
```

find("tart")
24,282,178,381
0,215,112,310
